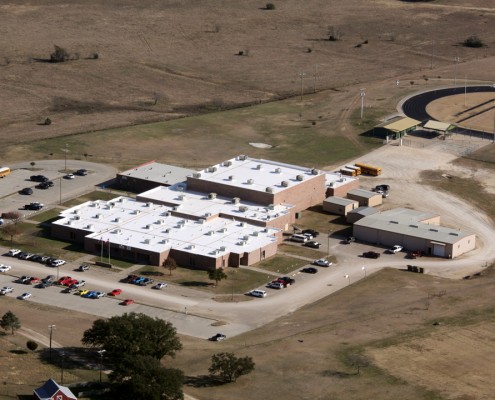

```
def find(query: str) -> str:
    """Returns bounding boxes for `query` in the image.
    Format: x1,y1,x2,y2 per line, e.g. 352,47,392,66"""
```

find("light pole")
60,351,65,384
453,56,460,87
48,325,56,362
327,233,331,257
360,88,366,120
362,266,367,278
299,71,306,101
64,144,68,172
395,80,400,107
344,274,350,286
98,349,106,383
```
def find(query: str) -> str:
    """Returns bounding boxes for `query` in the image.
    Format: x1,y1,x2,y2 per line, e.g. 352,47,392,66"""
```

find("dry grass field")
2,1,495,399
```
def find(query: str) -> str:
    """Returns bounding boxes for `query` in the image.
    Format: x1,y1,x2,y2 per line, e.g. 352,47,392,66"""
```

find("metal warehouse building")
353,208,475,258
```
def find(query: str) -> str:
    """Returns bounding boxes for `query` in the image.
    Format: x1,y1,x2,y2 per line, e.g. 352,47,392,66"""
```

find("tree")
27,340,38,351
50,45,70,63
347,353,370,375
208,352,255,383
163,257,177,276
2,218,21,243
110,355,184,400
207,268,228,286
463,35,483,48
82,312,182,363
30,161,36,168
1,311,21,335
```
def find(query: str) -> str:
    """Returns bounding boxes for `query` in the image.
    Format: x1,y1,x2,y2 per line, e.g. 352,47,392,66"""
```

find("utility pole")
313,64,317,93
48,325,56,362
454,56,460,87
64,144,68,172
98,350,106,383
299,72,306,101
430,40,434,70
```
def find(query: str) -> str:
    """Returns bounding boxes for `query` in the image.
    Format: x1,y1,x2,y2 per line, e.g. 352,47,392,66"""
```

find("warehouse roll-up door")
432,242,446,257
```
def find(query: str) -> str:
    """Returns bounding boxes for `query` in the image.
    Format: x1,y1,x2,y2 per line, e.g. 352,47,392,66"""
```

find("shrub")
463,35,483,48
44,117,52,126
27,340,38,351
266,3,275,10
50,45,70,63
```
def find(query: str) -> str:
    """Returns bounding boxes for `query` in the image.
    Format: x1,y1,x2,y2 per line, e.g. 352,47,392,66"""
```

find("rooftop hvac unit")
192,172,202,178
199,218,206,224
113,217,121,223
134,210,141,215
113,229,121,234
262,228,268,233
223,160,232,167
145,224,151,229
188,244,195,250
253,231,259,236
208,193,217,199
164,228,170,233
219,246,226,251
256,164,262,170
89,201,96,207
240,221,246,227
172,206,179,211
109,202,115,208
144,239,151,244
311,168,319,175
232,197,240,204
296,174,304,181
73,209,79,214
207,230,214,235
157,219,165,225
204,212,212,217
161,239,169,244
247,179,254,185
86,224,93,229
268,204,275,210
94,214,102,219
266,186,273,193
329,182,335,188
275,167,282,174
243,235,250,241
65,220,72,225
211,249,219,255
281,180,289,187
228,175,234,181
74,215,80,220
239,206,248,212
238,240,246,246
177,186,184,192
163,211,171,217
119,198,125,202
219,228,227,233
146,202,152,207
239,154,247,161
208,166,217,173
178,194,185,200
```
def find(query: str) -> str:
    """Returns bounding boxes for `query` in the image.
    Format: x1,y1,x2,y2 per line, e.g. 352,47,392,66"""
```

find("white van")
249,290,267,298
290,234,308,243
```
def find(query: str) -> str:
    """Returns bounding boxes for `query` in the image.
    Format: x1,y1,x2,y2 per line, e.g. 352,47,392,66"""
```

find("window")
56,395,63,400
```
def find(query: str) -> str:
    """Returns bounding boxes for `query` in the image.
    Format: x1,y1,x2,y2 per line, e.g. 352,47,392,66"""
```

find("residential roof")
423,120,455,132
190,155,323,194
383,117,421,132
347,188,381,199
324,196,358,206
118,161,195,186
54,196,280,258
34,378,77,400
354,210,473,244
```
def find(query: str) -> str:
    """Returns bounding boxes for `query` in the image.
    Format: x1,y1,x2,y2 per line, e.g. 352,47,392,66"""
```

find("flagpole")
108,240,111,264
100,239,103,262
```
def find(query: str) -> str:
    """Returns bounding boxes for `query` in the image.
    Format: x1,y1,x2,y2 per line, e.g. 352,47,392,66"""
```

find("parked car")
387,245,403,254
74,280,86,288
63,286,78,293
42,275,55,284
37,281,53,289
363,251,381,259
153,282,168,290
28,277,40,284
109,289,123,296
18,292,32,300
344,236,356,244
301,267,318,274
290,234,309,243
50,259,66,267
78,264,90,272
19,252,35,260
20,187,33,195
209,333,227,341
64,173,75,179
24,202,44,210
83,291,98,298
57,276,72,285
138,278,154,286
18,276,31,283
375,184,390,192
277,276,295,286
78,289,90,296
302,229,319,237
75,169,88,176
304,241,321,249
0,265,12,272
0,286,13,295
95,291,106,298
30,175,48,182
248,290,267,298
122,274,138,283
267,281,284,289
39,256,51,263
36,181,51,190
121,299,134,306
7,249,21,257
312,259,331,267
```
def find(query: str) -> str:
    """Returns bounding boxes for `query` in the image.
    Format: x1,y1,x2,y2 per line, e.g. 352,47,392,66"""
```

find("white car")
18,292,32,300
0,265,12,272
64,173,75,179
74,280,86,287
95,291,106,298
267,281,284,289
50,259,66,267
388,245,403,254
153,282,167,290
7,249,21,257
248,289,267,298
0,286,13,295
312,259,332,267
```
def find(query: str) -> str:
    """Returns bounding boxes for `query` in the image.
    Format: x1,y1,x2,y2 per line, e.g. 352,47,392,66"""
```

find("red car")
121,299,134,306
57,276,72,285
29,277,40,284
109,289,123,296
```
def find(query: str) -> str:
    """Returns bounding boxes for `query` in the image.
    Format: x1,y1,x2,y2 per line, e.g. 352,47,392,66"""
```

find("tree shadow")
321,370,355,378
10,349,28,355
180,281,211,287
185,375,226,387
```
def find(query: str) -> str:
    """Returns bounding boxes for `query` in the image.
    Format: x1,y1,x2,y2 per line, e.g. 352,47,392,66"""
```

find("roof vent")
228,175,234,181
266,186,273,193
208,166,217,173
247,179,254,185
208,193,217,199
256,164,262,170
275,167,282,174
219,246,226,252
311,168,319,175
239,154,247,161
223,160,232,167
86,224,93,230
281,180,289,187
134,210,141,215
296,175,304,181
192,172,202,178
232,197,240,204
73,215,80,220
268,204,275,210
239,206,248,212
178,194,185,200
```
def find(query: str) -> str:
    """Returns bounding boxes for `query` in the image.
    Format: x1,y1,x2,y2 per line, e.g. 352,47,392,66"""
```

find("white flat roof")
325,172,358,188
192,155,322,194
138,185,293,223
119,161,195,185
54,197,279,257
